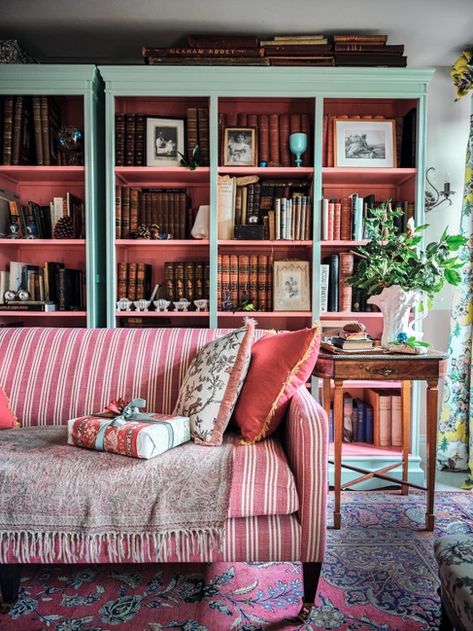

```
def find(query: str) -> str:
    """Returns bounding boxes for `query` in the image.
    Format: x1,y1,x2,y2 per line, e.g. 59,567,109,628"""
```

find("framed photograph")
273,260,311,312
146,117,185,167
223,127,258,166
334,118,396,168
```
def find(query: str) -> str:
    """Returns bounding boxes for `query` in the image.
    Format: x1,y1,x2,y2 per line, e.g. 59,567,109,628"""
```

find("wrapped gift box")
68,412,190,459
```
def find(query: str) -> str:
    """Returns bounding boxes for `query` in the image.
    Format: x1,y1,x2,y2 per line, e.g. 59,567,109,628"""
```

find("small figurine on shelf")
173,299,191,312
194,299,209,312
222,291,234,312
116,298,132,311
57,127,83,165
7,221,21,239
133,299,151,312
154,299,171,312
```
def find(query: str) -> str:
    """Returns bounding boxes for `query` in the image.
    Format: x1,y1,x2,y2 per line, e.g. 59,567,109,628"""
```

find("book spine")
320,264,329,312
221,254,230,307
327,201,334,241
2,96,14,165
338,251,354,313
125,114,136,166
238,255,249,306
117,262,128,299
333,35,388,44
186,107,198,161
229,255,239,306
391,393,403,447
134,114,145,166
217,254,222,309
258,114,269,164
379,395,392,447
333,201,342,241
129,188,140,236
175,261,185,300
11,96,24,166
249,255,258,308
194,262,204,300
365,403,374,444
269,113,280,165
144,46,263,57
326,116,334,167
122,187,130,238
356,400,366,442
184,261,195,302
165,262,175,302
197,108,210,166
115,185,122,239
279,114,291,167
40,97,50,166
115,113,125,166
127,263,137,301
135,263,146,300
187,35,259,48
257,255,268,311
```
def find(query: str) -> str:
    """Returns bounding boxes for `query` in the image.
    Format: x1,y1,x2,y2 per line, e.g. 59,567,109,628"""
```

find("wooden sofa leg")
0,564,22,606
302,562,322,605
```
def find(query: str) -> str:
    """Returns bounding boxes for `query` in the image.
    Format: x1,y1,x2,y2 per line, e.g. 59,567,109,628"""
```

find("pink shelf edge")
218,240,313,246
328,442,405,457
0,311,87,317
116,239,209,246
0,239,86,246
115,311,209,317
321,312,382,318
217,311,312,317
317,380,402,389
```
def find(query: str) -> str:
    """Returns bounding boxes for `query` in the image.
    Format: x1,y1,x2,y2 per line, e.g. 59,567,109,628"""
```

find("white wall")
419,66,470,459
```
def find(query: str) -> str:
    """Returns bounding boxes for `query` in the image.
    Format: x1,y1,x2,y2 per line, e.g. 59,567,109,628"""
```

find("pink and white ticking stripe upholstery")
229,434,299,518
285,386,328,562
0,327,327,564
0,327,266,427
1,515,301,563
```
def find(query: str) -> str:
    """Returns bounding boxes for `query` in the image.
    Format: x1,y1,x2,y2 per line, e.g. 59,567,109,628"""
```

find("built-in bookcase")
100,66,433,487
0,65,104,327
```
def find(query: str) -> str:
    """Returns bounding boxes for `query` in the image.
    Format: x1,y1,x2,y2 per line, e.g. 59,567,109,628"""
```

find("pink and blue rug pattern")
2,490,473,630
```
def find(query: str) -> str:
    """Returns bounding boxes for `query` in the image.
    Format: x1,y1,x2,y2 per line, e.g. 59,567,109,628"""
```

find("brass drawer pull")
374,368,394,376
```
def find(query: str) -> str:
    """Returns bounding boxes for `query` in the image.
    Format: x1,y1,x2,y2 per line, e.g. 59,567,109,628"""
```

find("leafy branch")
179,145,204,171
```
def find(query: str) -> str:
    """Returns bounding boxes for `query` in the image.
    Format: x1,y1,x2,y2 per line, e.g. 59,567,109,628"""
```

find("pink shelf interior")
115,166,209,186
0,311,87,317
322,167,416,186
218,167,313,177
115,96,209,118
328,442,403,457
0,166,85,184
116,239,209,247
0,239,85,246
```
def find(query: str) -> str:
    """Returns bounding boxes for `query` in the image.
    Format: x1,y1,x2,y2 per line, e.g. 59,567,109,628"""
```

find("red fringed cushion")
0,387,19,429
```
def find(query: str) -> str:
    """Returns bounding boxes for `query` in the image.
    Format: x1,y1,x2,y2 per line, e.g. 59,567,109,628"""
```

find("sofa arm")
284,386,328,562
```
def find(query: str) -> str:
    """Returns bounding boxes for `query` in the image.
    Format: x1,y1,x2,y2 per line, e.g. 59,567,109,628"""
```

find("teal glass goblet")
289,132,308,167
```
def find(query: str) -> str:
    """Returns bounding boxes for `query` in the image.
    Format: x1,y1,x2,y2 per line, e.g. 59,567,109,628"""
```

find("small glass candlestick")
289,132,308,167
154,299,171,312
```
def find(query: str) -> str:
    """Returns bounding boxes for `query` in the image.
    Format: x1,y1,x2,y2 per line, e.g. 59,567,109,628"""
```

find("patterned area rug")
2,490,473,630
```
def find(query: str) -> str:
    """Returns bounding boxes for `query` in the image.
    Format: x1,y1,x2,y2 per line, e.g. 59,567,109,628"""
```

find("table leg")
322,378,331,420
333,379,344,529
401,380,411,495
426,379,439,531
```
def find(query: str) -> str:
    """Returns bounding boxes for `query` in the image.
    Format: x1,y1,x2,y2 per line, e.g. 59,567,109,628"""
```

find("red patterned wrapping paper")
67,413,190,459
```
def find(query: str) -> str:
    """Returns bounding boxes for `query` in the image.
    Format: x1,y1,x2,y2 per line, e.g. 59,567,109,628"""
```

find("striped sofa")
0,327,328,606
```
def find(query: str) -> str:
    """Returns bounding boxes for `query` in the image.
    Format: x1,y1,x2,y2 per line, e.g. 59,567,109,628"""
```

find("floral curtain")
437,51,473,486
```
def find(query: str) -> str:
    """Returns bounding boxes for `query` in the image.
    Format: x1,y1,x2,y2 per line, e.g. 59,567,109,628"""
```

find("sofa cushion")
228,433,298,518
174,320,255,445
233,326,321,443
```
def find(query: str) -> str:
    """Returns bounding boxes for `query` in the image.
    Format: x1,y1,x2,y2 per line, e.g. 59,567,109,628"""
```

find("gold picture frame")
223,127,258,166
334,118,396,168
273,260,311,312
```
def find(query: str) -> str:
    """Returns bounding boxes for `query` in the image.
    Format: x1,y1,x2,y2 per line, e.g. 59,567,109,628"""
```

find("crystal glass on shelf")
289,132,308,167
57,127,83,165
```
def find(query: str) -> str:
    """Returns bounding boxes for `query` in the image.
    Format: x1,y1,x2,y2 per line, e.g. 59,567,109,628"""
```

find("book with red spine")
143,46,263,58
238,255,250,306
249,255,258,309
257,255,268,311
338,251,354,312
258,114,269,164
197,108,209,166
221,254,230,307
115,113,125,167
279,114,291,167
269,113,280,165
217,254,223,310
340,197,352,241
333,201,342,241
187,35,260,48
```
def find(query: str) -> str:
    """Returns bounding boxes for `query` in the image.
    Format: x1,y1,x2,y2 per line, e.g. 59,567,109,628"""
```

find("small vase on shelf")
289,132,307,167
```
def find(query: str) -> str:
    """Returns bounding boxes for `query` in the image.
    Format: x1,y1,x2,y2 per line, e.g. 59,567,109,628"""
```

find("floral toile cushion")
174,319,255,445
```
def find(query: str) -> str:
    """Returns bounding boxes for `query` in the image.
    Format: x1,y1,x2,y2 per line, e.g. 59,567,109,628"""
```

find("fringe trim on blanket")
0,527,224,564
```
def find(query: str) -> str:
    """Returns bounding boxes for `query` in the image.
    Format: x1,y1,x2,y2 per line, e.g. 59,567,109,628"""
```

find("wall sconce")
425,167,455,212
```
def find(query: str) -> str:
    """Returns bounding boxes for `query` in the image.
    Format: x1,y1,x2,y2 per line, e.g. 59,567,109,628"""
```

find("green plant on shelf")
390,331,432,349
179,145,203,171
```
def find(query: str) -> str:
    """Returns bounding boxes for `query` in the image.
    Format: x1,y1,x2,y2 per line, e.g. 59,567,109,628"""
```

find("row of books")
329,389,403,447
142,33,406,68
8,193,85,239
217,254,272,311
320,253,377,313
218,176,312,240
114,107,210,167
117,261,211,306
115,187,191,239
322,195,414,241
218,111,311,167
323,110,417,168
0,262,85,311
1,95,63,166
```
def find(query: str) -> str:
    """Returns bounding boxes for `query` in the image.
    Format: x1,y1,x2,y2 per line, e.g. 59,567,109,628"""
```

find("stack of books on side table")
323,322,379,353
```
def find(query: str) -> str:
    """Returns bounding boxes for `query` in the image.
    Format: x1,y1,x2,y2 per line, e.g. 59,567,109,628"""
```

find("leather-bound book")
326,116,335,167
335,54,407,67
115,185,122,239
340,197,352,241
253,183,261,223
125,114,136,166
322,113,328,166
32,96,43,165
338,251,354,312
117,262,128,299
186,107,198,161
229,254,239,306
333,34,388,44
161,191,170,234
127,263,138,301
249,254,258,308
41,96,61,166
258,114,269,164
11,96,24,165
184,261,195,302
221,254,230,306
247,113,258,128
247,184,255,223
217,254,222,309
237,112,248,126
269,113,280,165
333,201,342,241
234,186,243,226
175,261,185,300
323,254,339,312
164,262,175,302
2,96,14,165
226,113,238,126
138,190,146,226
187,35,260,48
121,187,130,237
169,191,177,237
134,114,145,166
257,255,268,311
301,113,311,166
238,255,250,306
176,192,185,240
197,108,209,166
129,188,140,236
266,258,273,311
136,263,147,300
115,113,125,166
194,262,204,300
151,190,159,228
279,114,291,167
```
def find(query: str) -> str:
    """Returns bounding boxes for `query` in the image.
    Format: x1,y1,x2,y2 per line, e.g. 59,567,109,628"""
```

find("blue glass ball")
397,332,408,343
259,160,268,167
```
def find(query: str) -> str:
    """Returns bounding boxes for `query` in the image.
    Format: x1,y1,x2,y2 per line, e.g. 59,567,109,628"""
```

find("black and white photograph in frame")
273,260,310,312
146,117,185,167
334,118,396,168
223,127,258,167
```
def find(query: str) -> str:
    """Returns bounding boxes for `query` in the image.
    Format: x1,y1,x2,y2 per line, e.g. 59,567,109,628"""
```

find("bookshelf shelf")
115,239,209,247
322,167,417,186
115,166,210,186
115,311,208,318
321,240,367,247
328,442,403,458
0,166,85,184
321,311,382,319
218,311,312,318
319,380,402,389
0,239,86,247
0,311,87,317
218,167,314,177
218,240,313,247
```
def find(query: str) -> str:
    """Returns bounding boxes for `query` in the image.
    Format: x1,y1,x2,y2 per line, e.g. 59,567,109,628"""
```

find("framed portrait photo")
273,260,311,312
223,127,258,167
334,118,396,168
146,117,185,167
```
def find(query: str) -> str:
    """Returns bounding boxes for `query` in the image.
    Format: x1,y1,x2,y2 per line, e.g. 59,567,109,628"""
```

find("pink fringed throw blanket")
0,426,235,563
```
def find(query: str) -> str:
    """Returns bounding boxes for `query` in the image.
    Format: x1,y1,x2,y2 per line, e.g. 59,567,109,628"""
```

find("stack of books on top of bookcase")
333,34,406,67
260,34,334,66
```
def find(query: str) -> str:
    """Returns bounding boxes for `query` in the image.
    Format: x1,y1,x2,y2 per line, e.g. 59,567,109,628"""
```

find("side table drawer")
332,360,444,381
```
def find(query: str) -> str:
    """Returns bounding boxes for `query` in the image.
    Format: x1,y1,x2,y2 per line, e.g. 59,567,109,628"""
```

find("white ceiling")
1,0,472,66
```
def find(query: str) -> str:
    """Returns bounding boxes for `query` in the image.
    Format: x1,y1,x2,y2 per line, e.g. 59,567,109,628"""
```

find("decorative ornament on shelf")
57,127,83,165
53,216,75,239
450,49,473,101
425,167,455,212
289,132,307,167
179,145,203,170
348,202,467,349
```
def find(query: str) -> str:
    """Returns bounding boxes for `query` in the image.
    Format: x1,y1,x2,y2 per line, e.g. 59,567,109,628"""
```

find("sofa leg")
0,564,22,606
302,562,322,604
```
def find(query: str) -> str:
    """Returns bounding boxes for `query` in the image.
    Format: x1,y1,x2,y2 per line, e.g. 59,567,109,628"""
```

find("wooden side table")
313,350,447,531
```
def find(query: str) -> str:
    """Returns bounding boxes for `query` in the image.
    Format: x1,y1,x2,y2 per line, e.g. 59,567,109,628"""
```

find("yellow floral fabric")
437,97,473,487
451,50,473,101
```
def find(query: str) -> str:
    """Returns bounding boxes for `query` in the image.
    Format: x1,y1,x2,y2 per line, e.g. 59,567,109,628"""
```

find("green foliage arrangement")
179,145,203,171
348,202,467,298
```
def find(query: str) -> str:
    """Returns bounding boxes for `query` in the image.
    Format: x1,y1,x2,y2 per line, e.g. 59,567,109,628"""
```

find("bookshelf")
100,65,433,486
0,65,104,327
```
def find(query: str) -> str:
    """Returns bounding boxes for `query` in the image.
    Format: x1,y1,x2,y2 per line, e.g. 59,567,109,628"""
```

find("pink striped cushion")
228,433,298,518
1,514,302,563
0,327,267,427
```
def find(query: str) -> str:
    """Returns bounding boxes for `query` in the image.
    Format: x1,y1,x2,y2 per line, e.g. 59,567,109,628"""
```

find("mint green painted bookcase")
0,65,105,327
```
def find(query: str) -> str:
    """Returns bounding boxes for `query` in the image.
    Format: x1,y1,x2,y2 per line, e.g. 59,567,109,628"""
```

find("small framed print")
273,260,311,312
334,118,396,168
223,127,258,166
146,117,185,167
